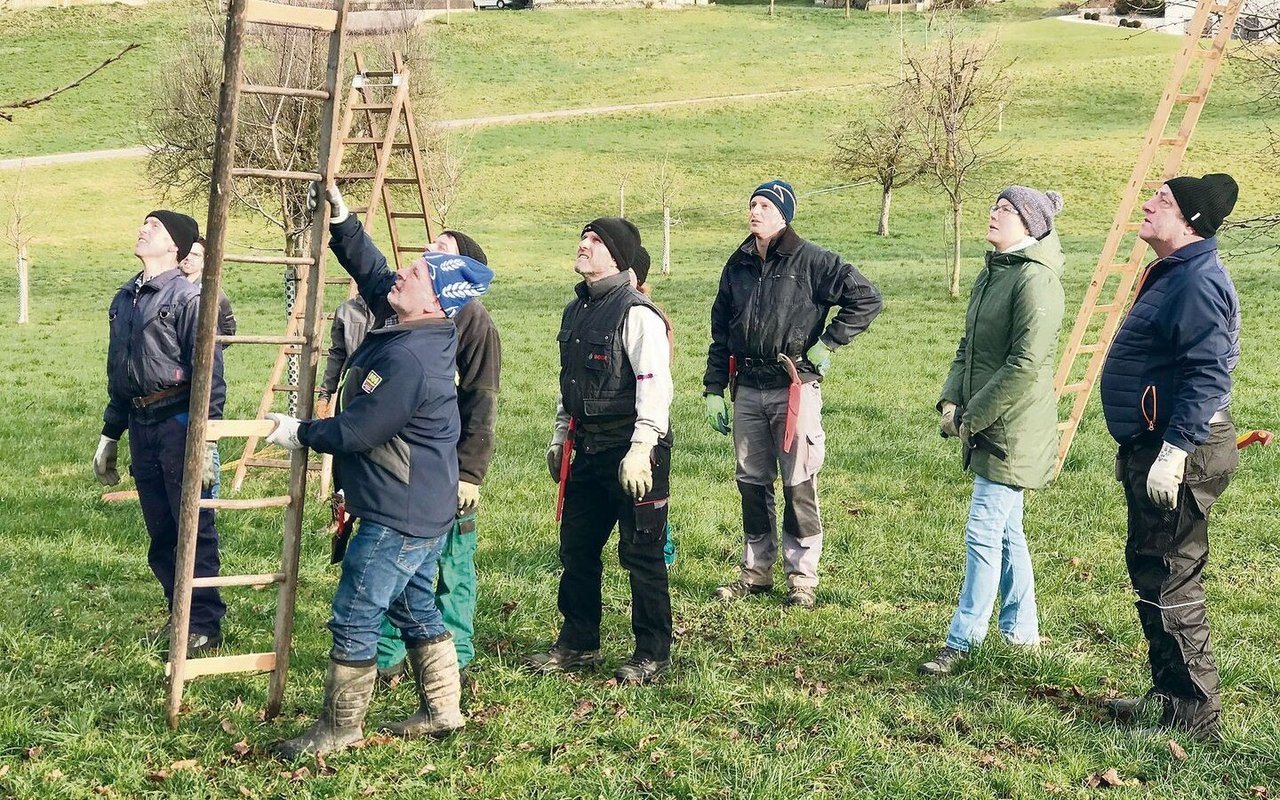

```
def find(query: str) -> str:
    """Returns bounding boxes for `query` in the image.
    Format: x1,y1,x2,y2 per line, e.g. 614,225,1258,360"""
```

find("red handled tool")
1237,429,1273,450
777,353,801,454
554,418,577,523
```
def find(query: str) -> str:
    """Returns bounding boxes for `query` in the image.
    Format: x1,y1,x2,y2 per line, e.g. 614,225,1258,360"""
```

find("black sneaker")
919,646,966,676
784,586,816,608
614,657,669,685
186,632,223,658
712,579,772,601
524,644,602,674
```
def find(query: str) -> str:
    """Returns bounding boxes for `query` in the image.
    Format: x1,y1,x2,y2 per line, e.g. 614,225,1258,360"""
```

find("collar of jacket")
734,225,802,263
1143,236,1219,284
124,267,184,294
575,270,631,301
370,316,453,335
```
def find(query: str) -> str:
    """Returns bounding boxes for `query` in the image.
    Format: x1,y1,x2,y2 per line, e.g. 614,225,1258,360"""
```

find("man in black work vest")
526,217,675,685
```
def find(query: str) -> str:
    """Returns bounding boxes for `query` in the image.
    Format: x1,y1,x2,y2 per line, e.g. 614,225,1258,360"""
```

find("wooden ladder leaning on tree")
1052,0,1245,475
229,48,437,500
164,0,351,729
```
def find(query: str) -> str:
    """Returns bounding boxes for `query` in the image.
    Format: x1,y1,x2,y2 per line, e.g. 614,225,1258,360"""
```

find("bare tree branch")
0,43,141,123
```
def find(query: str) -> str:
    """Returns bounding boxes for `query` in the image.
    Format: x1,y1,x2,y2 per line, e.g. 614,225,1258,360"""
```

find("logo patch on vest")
361,371,383,394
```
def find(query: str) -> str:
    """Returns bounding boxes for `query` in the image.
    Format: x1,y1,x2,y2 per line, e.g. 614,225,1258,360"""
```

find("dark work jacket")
299,217,459,538
454,299,502,485
559,272,669,454
103,269,226,439
703,226,883,392
1100,237,1240,453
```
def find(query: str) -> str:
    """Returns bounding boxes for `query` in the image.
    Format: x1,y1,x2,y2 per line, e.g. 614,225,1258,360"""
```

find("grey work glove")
1147,441,1189,510
618,442,654,500
265,412,303,451
458,480,481,515
93,435,120,486
939,401,960,439
547,442,564,484
307,182,349,225
958,420,972,449
201,442,219,492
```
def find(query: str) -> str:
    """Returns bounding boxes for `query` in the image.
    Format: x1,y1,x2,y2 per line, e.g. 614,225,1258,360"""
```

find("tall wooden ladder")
1052,0,1244,473
231,49,436,498
165,0,350,728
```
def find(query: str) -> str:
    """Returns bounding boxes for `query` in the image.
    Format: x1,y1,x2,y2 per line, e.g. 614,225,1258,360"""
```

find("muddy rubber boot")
271,660,377,760
384,635,465,738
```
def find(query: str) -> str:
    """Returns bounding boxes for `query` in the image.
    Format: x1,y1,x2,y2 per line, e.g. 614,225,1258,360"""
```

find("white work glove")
939,401,960,438
546,442,564,484
93,435,120,486
458,480,480,515
618,442,654,500
308,182,349,225
265,412,303,451
1146,441,1189,510
201,442,219,492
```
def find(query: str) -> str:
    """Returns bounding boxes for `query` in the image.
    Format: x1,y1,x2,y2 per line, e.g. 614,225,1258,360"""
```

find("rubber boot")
271,660,377,760
384,634,465,738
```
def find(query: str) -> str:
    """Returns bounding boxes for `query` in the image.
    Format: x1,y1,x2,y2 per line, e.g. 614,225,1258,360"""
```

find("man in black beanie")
93,211,227,657
1100,173,1241,741
526,217,675,685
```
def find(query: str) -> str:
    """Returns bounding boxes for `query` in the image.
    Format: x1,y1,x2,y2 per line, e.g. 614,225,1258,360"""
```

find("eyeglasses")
989,204,1021,217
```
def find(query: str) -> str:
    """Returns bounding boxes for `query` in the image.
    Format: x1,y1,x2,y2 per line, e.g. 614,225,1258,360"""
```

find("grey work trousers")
732,382,826,589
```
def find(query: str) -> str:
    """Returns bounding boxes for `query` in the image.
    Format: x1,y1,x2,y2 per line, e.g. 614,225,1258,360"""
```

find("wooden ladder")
231,49,436,498
1052,0,1244,473
165,0,350,728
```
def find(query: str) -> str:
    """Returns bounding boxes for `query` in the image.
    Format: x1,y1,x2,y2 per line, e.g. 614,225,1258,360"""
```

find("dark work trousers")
1118,421,1237,735
129,416,226,636
556,442,672,662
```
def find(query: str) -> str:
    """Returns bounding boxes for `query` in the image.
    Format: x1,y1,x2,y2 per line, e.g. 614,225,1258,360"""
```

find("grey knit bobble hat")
997,186,1064,240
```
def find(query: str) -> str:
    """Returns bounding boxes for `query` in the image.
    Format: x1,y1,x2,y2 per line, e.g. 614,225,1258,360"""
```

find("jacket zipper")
1141,384,1157,432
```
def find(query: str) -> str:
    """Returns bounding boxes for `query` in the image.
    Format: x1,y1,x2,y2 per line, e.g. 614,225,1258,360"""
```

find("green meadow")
0,1,1277,797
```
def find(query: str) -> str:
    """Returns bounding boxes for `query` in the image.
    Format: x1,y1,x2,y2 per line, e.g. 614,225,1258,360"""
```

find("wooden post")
845,0,850,19
769,0,775,16
997,102,1005,132
166,0,250,730
16,246,29,324
662,204,671,276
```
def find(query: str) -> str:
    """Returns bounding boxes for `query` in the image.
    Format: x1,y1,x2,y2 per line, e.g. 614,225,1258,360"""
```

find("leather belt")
132,384,187,409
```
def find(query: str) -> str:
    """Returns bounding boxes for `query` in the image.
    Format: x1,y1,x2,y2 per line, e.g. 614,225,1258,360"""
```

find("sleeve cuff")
101,422,126,440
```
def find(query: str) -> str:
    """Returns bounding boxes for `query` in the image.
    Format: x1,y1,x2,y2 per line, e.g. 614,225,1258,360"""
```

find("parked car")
473,0,534,8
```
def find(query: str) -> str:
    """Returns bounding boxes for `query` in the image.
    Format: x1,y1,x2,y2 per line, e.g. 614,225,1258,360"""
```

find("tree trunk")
949,200,962,298
770,0,774,16
618,179,625,217
16,245,29,324
845,0,850,18
878,186,892,236
662,204,671,275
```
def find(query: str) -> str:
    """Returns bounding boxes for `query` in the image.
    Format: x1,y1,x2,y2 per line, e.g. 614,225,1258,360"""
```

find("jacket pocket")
626,498,668,545
366,436,412,484
584,332,612,371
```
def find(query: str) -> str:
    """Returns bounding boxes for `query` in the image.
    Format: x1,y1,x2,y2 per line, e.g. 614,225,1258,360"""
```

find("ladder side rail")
398,75,437,245
166,0,252,730
230,314,304,491
368,79,410,260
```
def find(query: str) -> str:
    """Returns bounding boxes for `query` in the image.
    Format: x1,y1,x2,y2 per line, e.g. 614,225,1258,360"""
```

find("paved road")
0,83,858,170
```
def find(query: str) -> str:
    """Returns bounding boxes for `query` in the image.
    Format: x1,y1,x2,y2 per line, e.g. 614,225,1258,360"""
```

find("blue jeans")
328,520,448,665
945,475,1039,652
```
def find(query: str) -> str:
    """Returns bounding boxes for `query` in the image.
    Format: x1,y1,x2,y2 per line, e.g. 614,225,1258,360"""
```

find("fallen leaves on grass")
0,764,9,778
43,769,64,781
418,764,436,775
146,770,170,782
170,759,200,772
1083,768,1142,789
469,703,505,725
946,712,971,735
237,788,253,798
793,667,829,698
977,754,1003,770
24,746,43,760
571,699,595,719
1168,739,1188,761
499,600,518,620
220,719,237,735
1250,788,1269,799
92,786,114,796
231,739,251,757
279,766,310,782
316,754,335,776
352,735,394,749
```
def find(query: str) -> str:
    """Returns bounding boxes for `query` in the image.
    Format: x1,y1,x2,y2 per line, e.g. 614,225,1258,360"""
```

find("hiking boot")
385,635,465,738
712,579,772,602
271,660,377,760
186,631,223,658
614,657,670,685
919,646,966,676
785,586,817,608
377,659,407,690
1110,692,1222,742
524,644,602,674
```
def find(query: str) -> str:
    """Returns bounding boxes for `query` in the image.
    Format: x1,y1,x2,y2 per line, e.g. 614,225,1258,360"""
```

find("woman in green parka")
920,186,1066,676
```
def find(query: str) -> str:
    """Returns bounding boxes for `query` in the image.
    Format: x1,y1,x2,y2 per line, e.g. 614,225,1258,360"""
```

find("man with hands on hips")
527,217,675,686
265,184,492,759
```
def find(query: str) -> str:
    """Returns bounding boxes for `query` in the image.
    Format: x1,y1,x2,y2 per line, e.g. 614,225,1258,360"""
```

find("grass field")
0,1,1278,798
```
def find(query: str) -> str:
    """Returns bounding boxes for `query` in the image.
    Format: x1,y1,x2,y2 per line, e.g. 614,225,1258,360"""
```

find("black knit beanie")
1166,173,1238,238
443,230,488,266
582,217,646,272
147,210,199,262
633,247,651,287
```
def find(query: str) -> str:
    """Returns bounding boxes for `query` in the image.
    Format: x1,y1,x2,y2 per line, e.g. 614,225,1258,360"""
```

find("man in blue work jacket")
94,211,226,657
266,185,492,759
1100,173,1241,741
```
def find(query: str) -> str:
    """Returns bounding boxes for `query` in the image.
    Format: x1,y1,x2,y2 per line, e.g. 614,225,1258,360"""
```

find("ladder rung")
395,245,426,252
1075,342,1107,354
350,103,393,111
1121,222,1142,232
1093,303,1121,314
337,172,377,180
341,138,411,149
231,168,324,182
223,253,316,266
1057,420,1072,431
389,211,427,219
206,419,274,440
199,495,294,510
244,0,338,31
1141,180,1165,190
216,334,306,345
1174,93,1203,104
1209,2,1230,12
359,70,397,78
324,277,354,285
1157,137,1184,148
240,84,330,101
1104,263,1134,273
349,206,369,215
272,384,300,393
244,457,323,471
191,573,286,589
1060,382,1089,395
167,651,277,680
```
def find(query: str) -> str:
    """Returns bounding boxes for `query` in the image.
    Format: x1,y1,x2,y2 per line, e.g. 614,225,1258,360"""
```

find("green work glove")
704,393,730,435
805,341,834,377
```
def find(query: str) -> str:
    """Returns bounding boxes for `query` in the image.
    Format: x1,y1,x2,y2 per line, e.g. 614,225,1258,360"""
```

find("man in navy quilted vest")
1099,173,1240,742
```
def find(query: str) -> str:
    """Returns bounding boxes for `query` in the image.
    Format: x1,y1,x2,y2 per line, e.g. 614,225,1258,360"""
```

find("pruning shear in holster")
777,353,802,454
329,490,353,565
554,418,577,523
946,406,1008,461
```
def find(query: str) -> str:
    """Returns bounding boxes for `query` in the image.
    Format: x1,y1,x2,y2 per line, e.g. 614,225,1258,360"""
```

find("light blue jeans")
944,475,1040,652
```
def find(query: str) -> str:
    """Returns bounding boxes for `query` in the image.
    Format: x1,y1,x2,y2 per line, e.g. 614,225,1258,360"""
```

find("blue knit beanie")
751,180,797,224
423,251,494,318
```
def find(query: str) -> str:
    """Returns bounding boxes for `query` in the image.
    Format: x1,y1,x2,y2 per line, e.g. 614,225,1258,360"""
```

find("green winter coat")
939,231,1066,490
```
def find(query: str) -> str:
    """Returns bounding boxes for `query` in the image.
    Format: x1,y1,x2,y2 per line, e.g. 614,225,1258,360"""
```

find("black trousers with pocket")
1118,421,1238,734
556,442,672,662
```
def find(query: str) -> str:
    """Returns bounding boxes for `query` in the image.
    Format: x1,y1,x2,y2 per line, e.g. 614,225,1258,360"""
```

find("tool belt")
733,354,800,389
131,384,188,410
